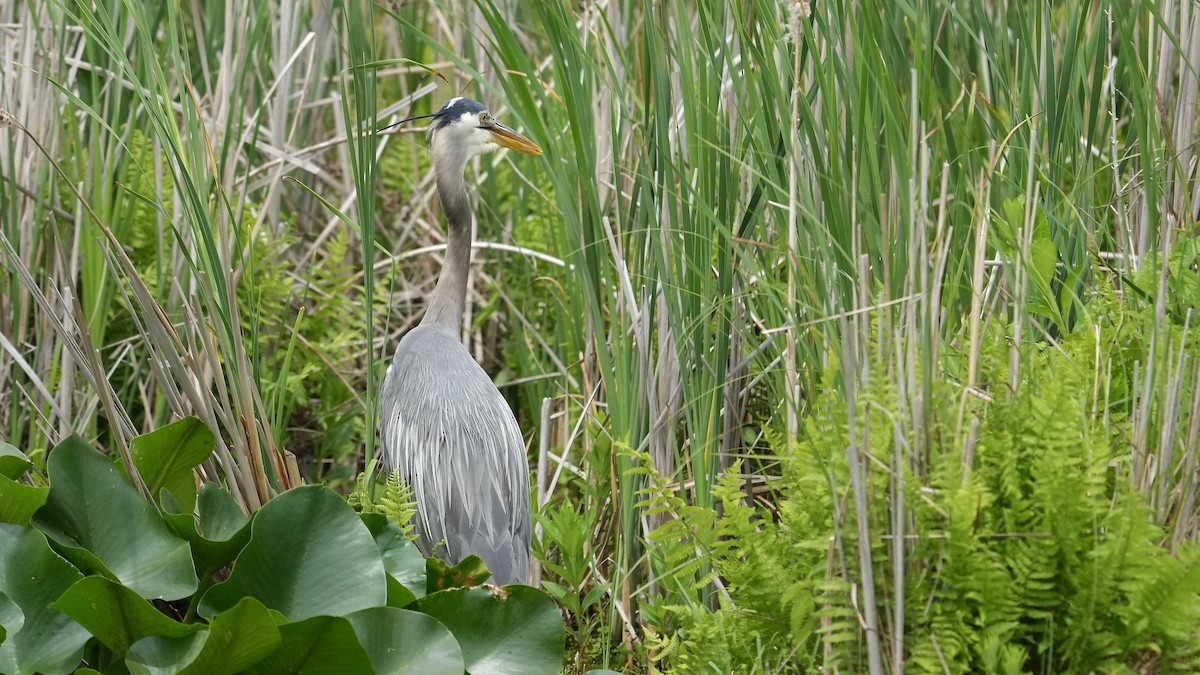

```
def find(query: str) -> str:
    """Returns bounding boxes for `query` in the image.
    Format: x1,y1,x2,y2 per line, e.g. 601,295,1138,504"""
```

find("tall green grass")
2,0,1198,670
469,0,1199,667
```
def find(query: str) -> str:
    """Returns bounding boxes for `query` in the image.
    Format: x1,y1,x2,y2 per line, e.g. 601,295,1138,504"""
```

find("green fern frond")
347,468,419,541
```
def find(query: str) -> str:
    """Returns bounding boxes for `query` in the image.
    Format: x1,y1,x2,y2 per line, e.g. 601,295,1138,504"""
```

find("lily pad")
0,474,49,526
199,486,387,621
162,482,251,576
0,442,32,480
0,591,21,637
50,576,199,656
182,596,280,675
416,585,565,675
345,606,464,675
362,513,425,603
125,632,207,675
126,596,280,675
33,435,197,600
245,614,374,674
0,524,89,675
129,417,214,513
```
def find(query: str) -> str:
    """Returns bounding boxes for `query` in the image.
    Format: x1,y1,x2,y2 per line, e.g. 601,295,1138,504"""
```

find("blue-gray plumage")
378,98,542,585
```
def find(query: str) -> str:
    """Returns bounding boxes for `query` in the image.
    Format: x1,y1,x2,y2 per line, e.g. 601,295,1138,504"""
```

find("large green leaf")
0,591,21,637
176,596,279,675
50,576,199,656
126,597,281,675
32,435,197,600
162,482,251,575
245,614,374,674
345,606,464,675
384,574,417,609
0,443,45,527
361,513,425,602
125,632,207,675
416,586,565,675
196,481,250,539
0,474,49,526
0,442,31,480
0,524,89,675
129,417,214,513
199,486,387,620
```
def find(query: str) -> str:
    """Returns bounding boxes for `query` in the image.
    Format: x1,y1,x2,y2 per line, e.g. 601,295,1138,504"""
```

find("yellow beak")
489,122,542,155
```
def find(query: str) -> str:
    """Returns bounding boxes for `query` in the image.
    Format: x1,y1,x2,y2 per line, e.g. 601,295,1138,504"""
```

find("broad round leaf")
0,591,22,637
0,474,49,526
177,596,279,675
362,513,425,602
33,435,197,600
199,485,387,621
345,606,464,675
384,575,418,609
125,632,206,675
416,585,566,675
0,442,31,480
50,576,199,656
163,482,252,576
0,524,89,675
196,481,250,539
129,417,214,514
245,615,374,674
126,597,281,675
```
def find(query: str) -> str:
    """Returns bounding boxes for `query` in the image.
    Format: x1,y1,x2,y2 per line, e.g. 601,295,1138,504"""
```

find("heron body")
378,98,541,585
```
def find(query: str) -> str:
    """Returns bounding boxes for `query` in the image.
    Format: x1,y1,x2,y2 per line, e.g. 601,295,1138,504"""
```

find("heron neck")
421,171,473,336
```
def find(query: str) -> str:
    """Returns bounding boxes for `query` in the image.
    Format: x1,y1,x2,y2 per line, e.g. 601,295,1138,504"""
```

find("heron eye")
479,113,494,127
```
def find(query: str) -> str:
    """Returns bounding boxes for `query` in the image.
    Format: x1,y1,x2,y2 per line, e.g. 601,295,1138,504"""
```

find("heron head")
427,97,542,163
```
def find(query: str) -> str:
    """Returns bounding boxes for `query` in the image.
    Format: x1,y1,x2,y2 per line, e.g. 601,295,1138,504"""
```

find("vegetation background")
2,0,1199,672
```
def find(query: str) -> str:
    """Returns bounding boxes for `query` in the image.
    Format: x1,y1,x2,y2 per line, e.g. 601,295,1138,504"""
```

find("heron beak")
489,122,542,155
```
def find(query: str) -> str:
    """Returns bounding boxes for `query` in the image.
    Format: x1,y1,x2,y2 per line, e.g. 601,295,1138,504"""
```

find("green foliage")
639,302,1200,673
0,424,565,674
7,0,1200,670
1127,235,1200,324
991,196,1068,329
35,435,198,601
0,524,88,674
348,467,419,542
277,227,371,483
0,443,49,526
426,555,494,591
905,342,1200,672
633,443,831,673
123,122,363,484
536,499,608,671
128,417,213,513
417,586,566,675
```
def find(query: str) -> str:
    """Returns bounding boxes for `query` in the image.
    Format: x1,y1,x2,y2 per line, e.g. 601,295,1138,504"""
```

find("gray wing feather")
377,325,531,585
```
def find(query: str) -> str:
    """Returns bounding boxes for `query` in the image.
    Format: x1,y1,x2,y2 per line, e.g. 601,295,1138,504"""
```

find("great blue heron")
378,97,542,585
